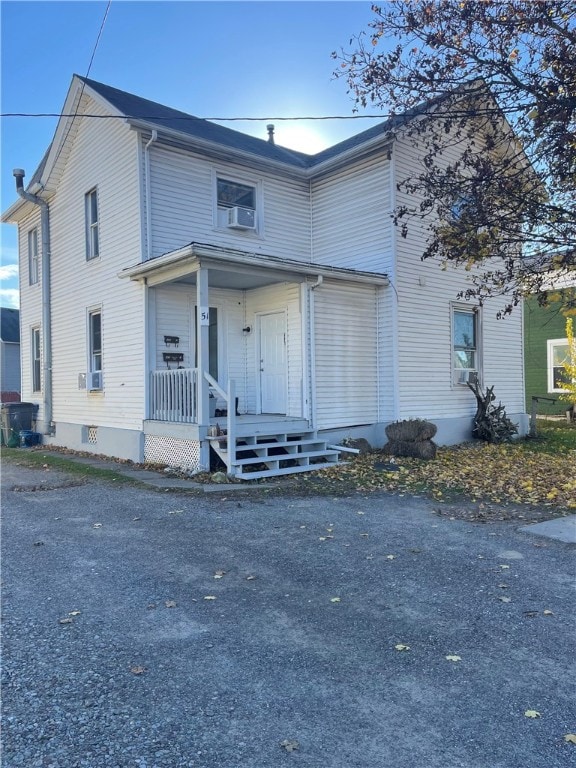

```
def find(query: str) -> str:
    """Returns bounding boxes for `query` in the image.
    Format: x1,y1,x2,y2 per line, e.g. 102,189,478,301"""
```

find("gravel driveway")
2,462,575,767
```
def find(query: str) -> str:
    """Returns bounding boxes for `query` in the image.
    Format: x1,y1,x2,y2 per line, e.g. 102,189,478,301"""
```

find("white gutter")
13,169,53,434
119,243,390,287
127,118,394,179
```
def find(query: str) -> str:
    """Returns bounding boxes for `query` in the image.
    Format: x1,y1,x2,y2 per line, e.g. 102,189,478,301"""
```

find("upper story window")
31,326,41,392
28,228,39,285
453,306,480,386
547,338,570,392
216,177,257,231
85,188,99,260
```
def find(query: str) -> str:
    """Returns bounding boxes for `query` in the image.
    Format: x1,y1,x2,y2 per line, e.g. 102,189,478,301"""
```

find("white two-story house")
2,76,527,477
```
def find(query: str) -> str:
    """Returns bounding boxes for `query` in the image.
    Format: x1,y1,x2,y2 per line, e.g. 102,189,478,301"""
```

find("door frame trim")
256,309,288,415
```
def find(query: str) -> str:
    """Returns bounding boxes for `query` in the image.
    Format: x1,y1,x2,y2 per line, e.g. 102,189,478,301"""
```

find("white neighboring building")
2,76,528,477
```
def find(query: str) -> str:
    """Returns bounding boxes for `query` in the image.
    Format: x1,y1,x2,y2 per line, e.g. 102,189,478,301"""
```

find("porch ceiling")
119,242,390,290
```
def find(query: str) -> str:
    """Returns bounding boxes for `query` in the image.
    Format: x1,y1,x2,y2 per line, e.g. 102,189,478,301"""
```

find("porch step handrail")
203,372,227,401
203,371,237,477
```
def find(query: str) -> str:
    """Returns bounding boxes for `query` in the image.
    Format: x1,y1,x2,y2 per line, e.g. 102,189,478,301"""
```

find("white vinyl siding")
146,143,310,261
314,281,378,429
47,95,144,428
311,154,392,273
393,132,525,420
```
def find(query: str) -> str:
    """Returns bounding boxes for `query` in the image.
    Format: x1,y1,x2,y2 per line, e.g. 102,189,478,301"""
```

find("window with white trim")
31,326,41,392
216,177,257,231
88,309,103,390
28,228,39,285
85,188,99,260
547,338,570,392
452,306,480,385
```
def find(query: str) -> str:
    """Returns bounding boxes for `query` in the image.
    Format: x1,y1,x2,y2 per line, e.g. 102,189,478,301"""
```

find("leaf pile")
304,424,576,513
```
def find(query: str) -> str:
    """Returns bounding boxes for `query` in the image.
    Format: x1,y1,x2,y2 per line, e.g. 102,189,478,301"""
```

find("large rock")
385,419,437,442
382,439,437,460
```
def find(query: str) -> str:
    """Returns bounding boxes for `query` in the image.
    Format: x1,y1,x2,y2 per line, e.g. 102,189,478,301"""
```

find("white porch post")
197,267,210,469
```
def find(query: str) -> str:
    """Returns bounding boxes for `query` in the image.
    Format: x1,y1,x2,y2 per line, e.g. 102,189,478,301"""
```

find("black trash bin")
1,402,37,445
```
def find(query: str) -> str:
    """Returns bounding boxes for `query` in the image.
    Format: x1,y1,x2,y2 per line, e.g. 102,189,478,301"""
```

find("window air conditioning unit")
87,371,103,391
458,370,478,385
227,206,255,230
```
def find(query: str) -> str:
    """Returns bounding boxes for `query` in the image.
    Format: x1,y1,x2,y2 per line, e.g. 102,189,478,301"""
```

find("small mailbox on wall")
163,352,184,364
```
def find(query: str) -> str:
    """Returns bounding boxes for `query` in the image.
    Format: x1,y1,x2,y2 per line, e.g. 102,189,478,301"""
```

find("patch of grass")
1,447,136,485
522,419,576,455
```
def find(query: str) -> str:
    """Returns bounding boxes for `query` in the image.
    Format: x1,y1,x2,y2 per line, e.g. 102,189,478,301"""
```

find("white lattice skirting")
144,435,201,471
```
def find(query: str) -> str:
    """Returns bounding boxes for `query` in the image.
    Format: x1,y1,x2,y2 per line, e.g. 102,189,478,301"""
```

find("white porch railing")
150,368,197,423
204,372,237,476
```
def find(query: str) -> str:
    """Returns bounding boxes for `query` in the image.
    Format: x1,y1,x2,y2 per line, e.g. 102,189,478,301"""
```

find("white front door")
259,311,287,414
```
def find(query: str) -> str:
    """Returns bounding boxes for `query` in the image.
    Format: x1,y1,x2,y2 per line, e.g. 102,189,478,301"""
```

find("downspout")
13,169,54,435
307,275,323,428
144,130,158,260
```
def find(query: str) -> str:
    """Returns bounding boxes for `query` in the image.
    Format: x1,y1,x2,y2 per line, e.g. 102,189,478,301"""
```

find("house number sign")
199,307,210,326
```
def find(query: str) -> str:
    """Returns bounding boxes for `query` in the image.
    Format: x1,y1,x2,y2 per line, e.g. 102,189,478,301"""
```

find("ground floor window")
452,305,480,385
547,338,570,392
88,308,103,390
31,326,41,392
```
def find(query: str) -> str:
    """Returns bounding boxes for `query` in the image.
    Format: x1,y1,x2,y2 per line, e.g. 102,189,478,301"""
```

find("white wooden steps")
208,428,345,480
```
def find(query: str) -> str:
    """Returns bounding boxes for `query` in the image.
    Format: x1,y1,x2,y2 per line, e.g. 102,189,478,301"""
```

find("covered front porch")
121,242,387,475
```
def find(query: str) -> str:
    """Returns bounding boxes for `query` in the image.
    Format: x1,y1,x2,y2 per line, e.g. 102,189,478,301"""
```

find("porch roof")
119,242,390,289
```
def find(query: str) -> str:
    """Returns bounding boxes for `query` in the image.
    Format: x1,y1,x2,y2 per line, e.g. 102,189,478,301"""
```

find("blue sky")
0,0,387,308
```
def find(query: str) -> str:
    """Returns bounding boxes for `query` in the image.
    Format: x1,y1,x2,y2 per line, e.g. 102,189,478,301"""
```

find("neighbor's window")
453,307,479,384
31,326,41,392
547,338,570,392
28,228,39,285
216,177,257,230
85,188,99,260
88,309,102,373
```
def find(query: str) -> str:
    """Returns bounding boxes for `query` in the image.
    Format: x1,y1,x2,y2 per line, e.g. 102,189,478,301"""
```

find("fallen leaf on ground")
203,595,217,600
564,734,576,744
524,710,541,718
68,610,81,616
130,666,146,675
445,655,462,662
499,565,510,570
395,644,410,651
213,570,226,579
168,510,184,515
58,617,73,624
498,596,512,603
165,600,177,608
543,609,555,616
93,523,103,529
385,554,395,560
280,739,299,752
246,575,256,581
330,597,341,603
